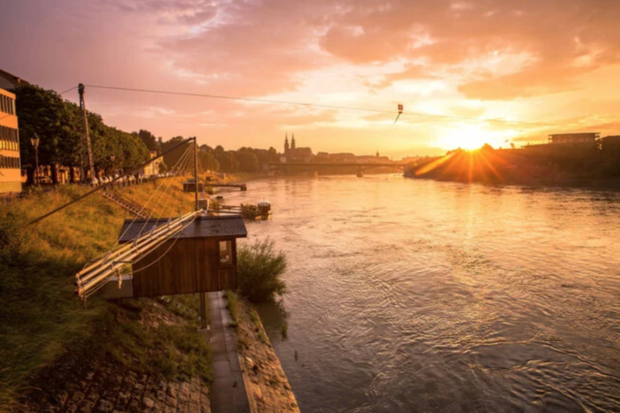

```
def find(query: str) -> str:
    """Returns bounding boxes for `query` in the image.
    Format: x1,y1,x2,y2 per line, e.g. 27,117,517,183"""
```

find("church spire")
291,133,296,150
284,133,289,153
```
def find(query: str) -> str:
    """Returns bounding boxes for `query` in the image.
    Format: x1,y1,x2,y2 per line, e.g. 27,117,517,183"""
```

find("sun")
436,124,498,150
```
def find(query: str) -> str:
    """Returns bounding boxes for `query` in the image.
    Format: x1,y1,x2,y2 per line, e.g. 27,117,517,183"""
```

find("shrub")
237,238,287,303
225,290,239,323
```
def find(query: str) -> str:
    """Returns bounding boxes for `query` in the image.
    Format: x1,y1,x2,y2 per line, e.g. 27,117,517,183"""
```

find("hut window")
219,240,232,264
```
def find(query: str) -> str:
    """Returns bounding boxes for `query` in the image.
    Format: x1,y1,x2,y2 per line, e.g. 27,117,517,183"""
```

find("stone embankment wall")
17,370,210,413
232,299,300,413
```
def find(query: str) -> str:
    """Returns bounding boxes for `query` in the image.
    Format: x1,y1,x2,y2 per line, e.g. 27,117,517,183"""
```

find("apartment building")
0,87,21,194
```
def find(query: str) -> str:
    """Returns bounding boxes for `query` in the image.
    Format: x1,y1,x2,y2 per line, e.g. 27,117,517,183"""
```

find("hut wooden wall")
131,237,238,297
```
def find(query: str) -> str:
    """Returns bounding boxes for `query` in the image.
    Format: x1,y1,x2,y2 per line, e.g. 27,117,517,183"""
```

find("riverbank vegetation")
237,238,287,303
158,137,279,175
0,178,210,408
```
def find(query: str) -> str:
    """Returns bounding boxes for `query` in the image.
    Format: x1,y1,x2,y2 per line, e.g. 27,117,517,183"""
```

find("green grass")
249,308,269,344
225,290,239,324
102,298,212,383
0,177,201,406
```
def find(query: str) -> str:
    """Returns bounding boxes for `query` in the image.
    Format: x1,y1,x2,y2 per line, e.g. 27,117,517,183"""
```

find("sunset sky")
1,0,619,158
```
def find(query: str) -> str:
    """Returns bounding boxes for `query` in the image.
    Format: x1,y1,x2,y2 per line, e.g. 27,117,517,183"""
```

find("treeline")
14,84,279,182
156,137,279,174
15,84,151,183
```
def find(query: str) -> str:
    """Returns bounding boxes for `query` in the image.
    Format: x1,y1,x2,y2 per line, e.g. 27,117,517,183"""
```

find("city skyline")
1,0,620,157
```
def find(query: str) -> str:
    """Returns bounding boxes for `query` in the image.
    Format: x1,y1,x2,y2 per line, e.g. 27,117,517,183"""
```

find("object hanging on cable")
394,104,403,124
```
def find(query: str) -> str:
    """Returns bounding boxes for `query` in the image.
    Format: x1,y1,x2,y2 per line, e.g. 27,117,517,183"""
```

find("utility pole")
194,137,199,211
78,84,96,180
193,136,207,330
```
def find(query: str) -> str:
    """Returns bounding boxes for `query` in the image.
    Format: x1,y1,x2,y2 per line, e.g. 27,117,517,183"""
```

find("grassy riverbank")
0,178,211,408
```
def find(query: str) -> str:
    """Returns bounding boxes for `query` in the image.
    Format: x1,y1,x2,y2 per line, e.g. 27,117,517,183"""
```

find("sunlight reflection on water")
227,175,620,412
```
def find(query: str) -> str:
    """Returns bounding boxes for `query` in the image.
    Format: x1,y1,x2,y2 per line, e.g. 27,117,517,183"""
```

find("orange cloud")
2,0,620,155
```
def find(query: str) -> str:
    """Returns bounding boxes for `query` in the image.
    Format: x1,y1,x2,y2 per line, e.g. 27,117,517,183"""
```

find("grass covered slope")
0,178,202,407
16,297,212,412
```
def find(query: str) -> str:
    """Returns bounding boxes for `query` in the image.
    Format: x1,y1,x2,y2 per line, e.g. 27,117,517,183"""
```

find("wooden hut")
105,215,247,298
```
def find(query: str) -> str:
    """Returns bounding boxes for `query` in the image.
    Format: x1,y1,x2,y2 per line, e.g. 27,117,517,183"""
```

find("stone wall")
232,299,300,413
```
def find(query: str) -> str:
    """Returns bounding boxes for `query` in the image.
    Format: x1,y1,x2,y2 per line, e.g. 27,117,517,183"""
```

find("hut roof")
118,215,247,243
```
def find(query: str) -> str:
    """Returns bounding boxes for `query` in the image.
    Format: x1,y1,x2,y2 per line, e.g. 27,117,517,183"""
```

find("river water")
227,175,620,412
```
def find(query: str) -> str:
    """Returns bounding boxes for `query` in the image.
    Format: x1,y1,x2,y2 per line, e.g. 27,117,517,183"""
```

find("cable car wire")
83,84,561,128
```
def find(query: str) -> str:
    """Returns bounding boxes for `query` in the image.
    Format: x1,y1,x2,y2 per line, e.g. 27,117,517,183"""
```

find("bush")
237,238,287,303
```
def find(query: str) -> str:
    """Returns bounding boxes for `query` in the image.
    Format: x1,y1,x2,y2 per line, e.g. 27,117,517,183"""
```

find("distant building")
142,151,164,175
548,132,599,145
602,135,620,155
523,132,600,156
282,133,313,162
329,153,357,163
356,155,391,163
401,156,421,163
0,87,21,194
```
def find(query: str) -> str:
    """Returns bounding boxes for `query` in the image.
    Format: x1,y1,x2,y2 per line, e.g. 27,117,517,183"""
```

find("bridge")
267,162,407,177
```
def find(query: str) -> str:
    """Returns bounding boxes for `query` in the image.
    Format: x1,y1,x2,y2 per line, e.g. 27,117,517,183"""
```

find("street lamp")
30,133,40,186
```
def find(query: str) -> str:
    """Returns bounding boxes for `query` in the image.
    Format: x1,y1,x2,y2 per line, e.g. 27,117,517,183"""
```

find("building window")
219,240,232,265
0,96,15,115
0,126,19,151
0,156,19,169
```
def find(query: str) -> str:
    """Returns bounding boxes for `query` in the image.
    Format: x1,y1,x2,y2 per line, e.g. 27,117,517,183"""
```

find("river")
226,175,620,412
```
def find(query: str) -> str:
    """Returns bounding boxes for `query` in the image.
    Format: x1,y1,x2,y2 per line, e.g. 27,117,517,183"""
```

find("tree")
134,129,159,152
161,136,192,173
199,144,213,153
13,84,82,182
215,151,239,172
235,151,259,172
13,84,151,182
267,147,279,162
198,151,220,172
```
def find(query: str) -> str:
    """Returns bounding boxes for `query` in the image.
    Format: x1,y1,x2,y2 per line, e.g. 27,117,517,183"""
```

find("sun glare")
437,125,497,150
